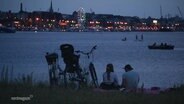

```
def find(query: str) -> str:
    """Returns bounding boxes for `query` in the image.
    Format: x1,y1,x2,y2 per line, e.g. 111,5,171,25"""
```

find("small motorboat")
148,43,174,50
121,37,127,41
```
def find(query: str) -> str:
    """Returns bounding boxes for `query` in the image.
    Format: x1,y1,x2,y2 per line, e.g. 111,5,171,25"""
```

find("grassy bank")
0,67,184,104
0,82,184,104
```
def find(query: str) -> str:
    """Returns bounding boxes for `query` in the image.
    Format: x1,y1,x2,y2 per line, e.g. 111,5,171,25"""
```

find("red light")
36,18,39,21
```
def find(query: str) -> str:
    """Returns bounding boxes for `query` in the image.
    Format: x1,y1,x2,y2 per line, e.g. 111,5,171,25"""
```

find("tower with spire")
49,0,54,13
19,2,23,13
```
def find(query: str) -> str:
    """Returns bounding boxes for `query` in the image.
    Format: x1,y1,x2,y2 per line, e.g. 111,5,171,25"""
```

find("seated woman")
100,63,120,90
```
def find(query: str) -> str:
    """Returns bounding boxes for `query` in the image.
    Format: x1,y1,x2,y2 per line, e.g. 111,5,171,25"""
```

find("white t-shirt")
103,72,119,85
122,70,139,90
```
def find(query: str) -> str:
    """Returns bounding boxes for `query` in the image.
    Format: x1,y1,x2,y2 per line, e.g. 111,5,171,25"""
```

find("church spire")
19,2,23,13
49,0,54,13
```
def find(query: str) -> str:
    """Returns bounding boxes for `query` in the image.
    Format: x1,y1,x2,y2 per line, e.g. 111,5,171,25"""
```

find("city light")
36,18,39,21
153,20,158,24
14,21,20,24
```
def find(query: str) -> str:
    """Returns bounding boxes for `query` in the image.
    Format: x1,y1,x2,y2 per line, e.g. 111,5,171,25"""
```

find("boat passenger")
152,42,156,46
100,63,120,90
136,35,138,40
160,43,164,46
141,34,144,40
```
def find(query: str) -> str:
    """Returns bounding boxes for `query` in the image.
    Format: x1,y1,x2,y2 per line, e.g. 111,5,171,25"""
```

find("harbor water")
0,32,184,88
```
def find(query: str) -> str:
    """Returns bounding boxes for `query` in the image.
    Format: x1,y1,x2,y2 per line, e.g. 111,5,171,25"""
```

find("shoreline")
15,30,184,33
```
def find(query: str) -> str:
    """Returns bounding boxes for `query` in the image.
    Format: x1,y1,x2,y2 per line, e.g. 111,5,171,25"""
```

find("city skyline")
0,0,184,18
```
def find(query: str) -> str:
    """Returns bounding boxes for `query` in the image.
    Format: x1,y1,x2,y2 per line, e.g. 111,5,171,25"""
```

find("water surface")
0,32,184,88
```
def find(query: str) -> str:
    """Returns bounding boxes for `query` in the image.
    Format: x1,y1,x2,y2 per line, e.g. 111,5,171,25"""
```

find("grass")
0,66,184,104
1,84,184,104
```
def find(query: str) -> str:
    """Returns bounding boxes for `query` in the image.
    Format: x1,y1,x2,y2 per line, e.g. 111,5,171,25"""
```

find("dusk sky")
0,0,184,18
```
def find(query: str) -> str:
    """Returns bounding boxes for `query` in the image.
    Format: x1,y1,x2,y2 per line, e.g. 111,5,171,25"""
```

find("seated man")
121,64,140,92
100,63,119,90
